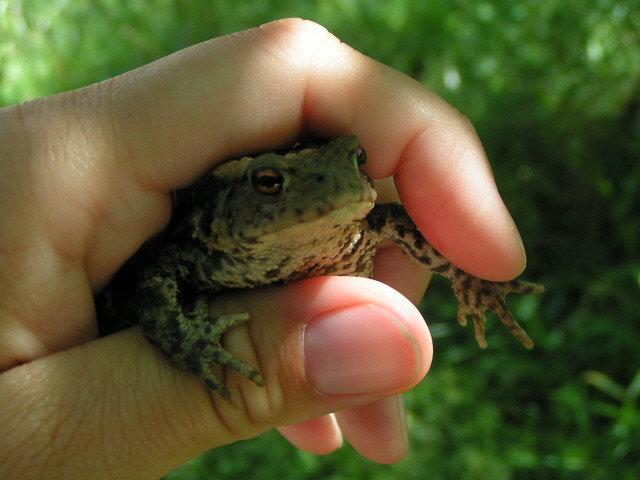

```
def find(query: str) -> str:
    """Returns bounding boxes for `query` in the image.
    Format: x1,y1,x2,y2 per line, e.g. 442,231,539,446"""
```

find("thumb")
211,276,432,417
0,277,431,480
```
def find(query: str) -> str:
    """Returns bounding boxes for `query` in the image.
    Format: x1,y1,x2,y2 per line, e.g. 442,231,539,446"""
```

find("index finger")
29,18,525,282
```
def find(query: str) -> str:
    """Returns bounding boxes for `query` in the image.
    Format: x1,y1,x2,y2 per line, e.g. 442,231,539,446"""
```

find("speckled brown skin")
96,136,544,398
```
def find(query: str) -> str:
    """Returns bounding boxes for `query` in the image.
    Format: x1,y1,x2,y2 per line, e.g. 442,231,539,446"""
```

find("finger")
277,415,343,455
373,246,431,305
0,277,431,478
335,395,409,464
277,395,409,463
12,19,524,286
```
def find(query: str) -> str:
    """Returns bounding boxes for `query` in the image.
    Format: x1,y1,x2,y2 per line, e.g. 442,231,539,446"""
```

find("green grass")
3,0,639,478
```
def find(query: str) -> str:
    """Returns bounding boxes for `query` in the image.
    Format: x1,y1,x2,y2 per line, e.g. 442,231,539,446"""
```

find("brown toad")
96,136,544,398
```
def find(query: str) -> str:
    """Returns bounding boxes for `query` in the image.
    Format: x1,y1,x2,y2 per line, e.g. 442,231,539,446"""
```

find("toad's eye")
355,147,366,166
251,168,284,195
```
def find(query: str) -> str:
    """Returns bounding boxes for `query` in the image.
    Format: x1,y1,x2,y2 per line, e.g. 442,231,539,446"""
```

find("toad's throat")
238,199,376,241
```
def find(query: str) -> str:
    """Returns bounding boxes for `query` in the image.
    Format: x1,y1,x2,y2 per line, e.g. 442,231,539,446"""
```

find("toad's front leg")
138,275,264,399
366,203,544,349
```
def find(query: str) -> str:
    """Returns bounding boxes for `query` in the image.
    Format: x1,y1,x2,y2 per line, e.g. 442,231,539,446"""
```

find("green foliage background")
3,0,639,478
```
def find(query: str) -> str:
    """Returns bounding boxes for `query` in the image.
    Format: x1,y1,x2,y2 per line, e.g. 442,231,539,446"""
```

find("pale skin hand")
0,19,526,479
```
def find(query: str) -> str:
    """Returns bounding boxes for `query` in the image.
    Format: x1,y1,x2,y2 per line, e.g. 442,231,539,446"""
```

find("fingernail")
304,304,420,395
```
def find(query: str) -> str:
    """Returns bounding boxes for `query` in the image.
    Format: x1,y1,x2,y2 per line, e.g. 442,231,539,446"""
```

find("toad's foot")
139,280,264,399
449,271,545,349
174,311,265,399
145,311,265,399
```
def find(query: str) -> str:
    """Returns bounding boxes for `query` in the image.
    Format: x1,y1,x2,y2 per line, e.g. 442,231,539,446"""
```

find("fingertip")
277,415,343,455
336,395,409,464
291,278,433,394
394,129,527,281
303,303,423,396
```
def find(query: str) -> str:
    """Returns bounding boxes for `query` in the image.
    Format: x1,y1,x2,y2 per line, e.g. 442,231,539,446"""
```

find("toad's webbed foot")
449,270,545,349
173,311,265,399
139,277,264,399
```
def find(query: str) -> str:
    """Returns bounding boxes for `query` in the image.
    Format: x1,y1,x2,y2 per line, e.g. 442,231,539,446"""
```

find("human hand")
0,19,526,479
